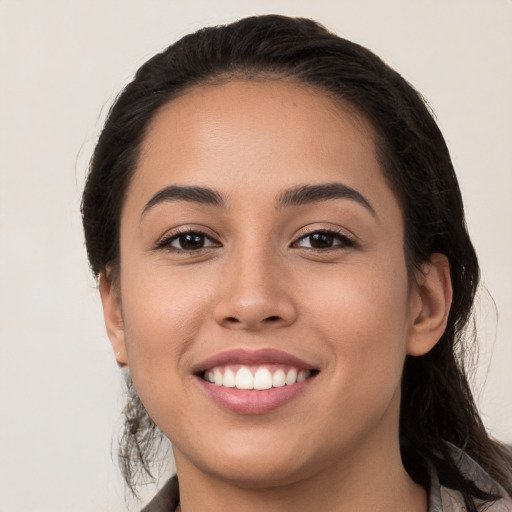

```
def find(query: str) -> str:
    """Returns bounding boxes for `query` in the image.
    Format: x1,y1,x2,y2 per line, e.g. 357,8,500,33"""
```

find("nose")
213,248,297,331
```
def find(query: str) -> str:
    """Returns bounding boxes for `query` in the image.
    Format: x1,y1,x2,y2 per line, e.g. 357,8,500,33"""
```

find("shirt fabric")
141,448,512,512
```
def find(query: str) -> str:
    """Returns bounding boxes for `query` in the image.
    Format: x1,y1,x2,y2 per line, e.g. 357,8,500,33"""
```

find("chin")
174,429,318,488
207,457,312,489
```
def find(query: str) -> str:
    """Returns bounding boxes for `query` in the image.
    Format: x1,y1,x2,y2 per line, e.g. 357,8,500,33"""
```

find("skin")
101,80,452,512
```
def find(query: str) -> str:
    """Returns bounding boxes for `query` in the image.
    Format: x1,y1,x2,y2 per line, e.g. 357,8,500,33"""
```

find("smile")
194,349,319,414
203,365,312,390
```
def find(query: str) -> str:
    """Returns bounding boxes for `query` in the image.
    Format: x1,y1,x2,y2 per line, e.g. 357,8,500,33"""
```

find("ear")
99,272,128,367
407,254,453,356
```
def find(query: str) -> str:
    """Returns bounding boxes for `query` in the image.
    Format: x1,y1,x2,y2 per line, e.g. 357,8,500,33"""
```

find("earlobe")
99,272,128,367
407,254,453,356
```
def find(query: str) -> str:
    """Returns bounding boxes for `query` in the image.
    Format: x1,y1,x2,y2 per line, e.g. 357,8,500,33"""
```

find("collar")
141,448,512,512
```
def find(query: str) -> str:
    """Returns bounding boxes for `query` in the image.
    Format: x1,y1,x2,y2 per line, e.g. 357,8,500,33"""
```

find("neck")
174,428,427,512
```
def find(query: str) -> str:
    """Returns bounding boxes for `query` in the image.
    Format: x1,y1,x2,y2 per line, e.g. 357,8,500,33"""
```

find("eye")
293,230,354,250
157,230,220,251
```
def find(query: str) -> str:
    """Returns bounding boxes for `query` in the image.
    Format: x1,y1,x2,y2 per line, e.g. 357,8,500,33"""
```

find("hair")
81,14,512,509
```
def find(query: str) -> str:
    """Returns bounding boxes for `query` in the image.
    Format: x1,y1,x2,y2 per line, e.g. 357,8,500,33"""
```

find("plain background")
1,1,511,510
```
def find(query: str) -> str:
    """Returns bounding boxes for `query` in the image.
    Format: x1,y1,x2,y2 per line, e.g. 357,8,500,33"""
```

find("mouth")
193,348,319,414
201,364,315,390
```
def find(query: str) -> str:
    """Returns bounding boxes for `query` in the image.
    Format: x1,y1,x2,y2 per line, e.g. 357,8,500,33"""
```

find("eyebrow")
277,182,376,217
141,182,376,218
142,185,225,217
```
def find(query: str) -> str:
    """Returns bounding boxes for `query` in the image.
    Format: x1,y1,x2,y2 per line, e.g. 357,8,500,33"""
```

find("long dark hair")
81,14,512,509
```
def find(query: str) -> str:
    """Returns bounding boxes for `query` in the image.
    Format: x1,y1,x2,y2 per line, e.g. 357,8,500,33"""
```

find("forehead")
127,79,395,216
142,79,374,161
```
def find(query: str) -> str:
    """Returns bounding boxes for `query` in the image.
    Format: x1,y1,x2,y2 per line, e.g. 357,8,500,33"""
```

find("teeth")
297,369,310,382
203,365,313,389
235,367,253,389
223,368,236,387
272,369,286,388
254,367,273,390
285,368,297,385
214,368,223,386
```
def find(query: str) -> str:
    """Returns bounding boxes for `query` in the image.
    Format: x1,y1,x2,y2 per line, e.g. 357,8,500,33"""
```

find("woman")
81,15,512,512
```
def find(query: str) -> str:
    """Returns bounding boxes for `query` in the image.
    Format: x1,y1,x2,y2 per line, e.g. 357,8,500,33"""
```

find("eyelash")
155,228,221,252
155,228,356,253
292,229,356,251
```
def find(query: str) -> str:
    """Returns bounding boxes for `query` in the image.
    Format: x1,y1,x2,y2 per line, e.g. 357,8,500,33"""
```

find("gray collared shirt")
429,447,512,511
142,449,512,511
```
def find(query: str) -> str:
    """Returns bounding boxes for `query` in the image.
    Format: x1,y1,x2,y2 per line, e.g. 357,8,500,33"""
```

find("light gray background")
1,1,511,510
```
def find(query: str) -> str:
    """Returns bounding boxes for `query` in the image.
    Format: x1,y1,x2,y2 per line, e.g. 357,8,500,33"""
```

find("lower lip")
197,377,314,415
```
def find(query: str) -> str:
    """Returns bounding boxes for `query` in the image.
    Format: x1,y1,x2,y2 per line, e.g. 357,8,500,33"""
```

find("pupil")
310,233,333,248
180,234,204,249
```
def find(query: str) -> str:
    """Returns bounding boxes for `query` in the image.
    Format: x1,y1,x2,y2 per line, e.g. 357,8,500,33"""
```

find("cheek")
300,256,411,396
119,266,214,381
118,268,218,438
303,253,410,327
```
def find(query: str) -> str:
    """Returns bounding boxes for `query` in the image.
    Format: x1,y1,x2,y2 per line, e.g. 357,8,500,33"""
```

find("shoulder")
439,487,512,512
140,476,179,512
429,445,512,512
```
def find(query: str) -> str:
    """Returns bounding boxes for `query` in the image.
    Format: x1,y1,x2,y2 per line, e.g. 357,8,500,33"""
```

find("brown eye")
176,233,206,250
161,231,220,251
294,231,354,250
308,233,335,248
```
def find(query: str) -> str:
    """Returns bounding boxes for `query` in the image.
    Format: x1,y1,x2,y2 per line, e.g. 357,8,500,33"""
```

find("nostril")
226,316,240,323
264,316,281,323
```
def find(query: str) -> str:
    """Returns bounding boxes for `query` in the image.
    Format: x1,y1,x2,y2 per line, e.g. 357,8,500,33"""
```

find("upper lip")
192,348,318,374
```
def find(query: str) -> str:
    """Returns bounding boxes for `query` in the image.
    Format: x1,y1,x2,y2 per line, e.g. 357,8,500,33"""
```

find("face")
104,80,435,487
